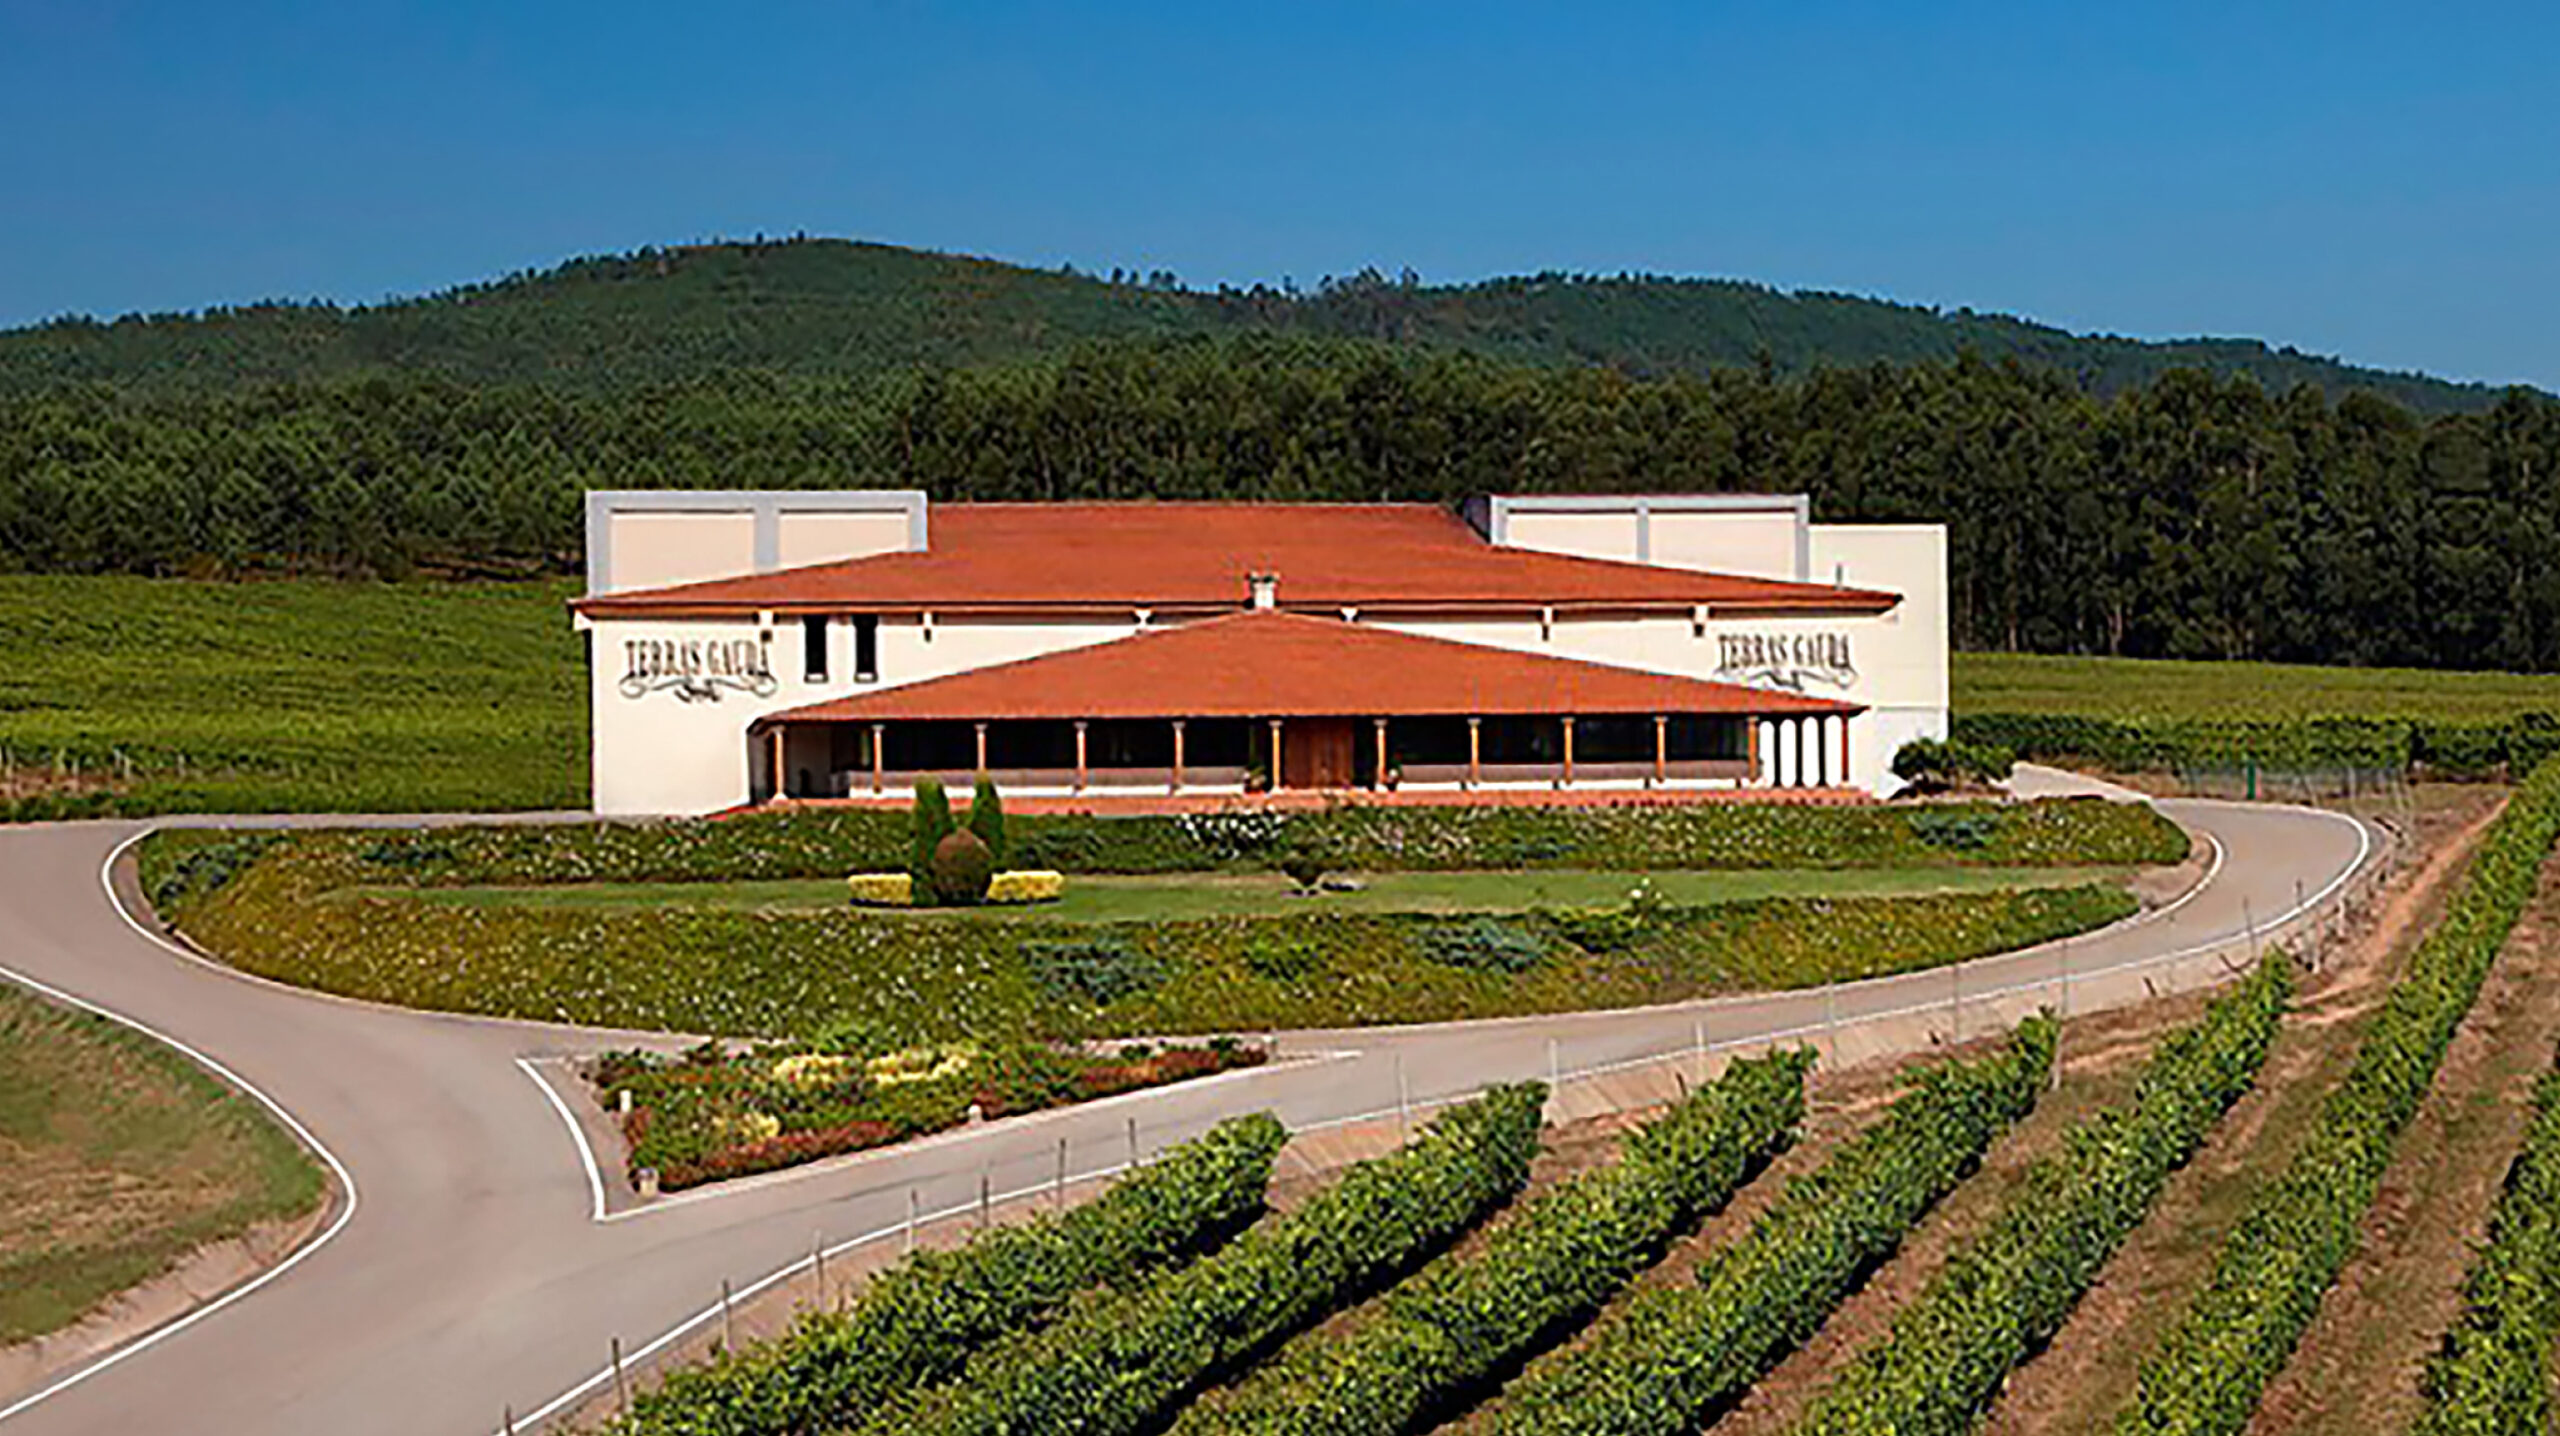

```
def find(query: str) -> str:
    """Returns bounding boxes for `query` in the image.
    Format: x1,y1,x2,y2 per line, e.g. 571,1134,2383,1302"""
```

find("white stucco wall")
588,611,1151,815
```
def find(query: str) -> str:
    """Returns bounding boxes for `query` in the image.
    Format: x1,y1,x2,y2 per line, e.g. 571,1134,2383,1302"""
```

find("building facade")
572,491,1948,816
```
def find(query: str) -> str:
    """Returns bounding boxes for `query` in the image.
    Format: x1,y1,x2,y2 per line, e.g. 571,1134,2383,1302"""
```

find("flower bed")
596,1037,1267,1191
845,870,1066,907
311,796,2186,887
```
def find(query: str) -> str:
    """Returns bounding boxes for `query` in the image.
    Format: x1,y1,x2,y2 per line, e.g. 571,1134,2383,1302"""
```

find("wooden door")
1281,718,1358,790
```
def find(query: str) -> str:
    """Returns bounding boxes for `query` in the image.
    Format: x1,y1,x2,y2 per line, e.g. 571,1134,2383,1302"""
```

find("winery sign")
1714,632,1856,693
619,635,777,703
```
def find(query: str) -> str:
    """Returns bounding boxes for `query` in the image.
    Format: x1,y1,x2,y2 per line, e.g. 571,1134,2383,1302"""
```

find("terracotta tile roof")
760,611,1860,723
573,502,1897,615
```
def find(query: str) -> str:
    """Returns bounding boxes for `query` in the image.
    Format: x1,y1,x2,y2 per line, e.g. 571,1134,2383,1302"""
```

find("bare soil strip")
1980,785,2508,1436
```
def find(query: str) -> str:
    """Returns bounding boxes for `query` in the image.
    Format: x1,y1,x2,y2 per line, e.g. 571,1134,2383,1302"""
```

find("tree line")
3,334,2555,673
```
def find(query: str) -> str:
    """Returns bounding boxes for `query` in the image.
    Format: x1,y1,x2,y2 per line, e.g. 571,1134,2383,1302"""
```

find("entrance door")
1281,718,1358,790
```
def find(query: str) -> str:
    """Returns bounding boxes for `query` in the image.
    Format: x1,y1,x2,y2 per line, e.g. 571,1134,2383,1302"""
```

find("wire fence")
532,804,2401,1434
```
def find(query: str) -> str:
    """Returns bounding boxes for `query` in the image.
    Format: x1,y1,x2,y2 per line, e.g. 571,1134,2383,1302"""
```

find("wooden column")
768,725,786,802
869,723,884,794
1836,716,1851,791
1560,716,1576,789
1171,719,1187,793
1653,715,1668,787
1467,717,1482,790
973,721,989,777
1267,719,1284,790
1373,717,1389,790
1746,717,1762,787
1073,721,1089,793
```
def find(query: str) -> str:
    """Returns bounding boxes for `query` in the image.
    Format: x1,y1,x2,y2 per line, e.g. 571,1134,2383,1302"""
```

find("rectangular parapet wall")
584,490,930,597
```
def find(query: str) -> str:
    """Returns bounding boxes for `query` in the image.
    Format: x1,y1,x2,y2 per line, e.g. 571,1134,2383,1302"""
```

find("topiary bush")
931,829,995,906
968,777,1008,867
910,777,955,891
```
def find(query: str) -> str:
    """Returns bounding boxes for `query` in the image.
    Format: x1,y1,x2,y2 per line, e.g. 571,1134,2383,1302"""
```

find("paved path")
0,779,2376,1434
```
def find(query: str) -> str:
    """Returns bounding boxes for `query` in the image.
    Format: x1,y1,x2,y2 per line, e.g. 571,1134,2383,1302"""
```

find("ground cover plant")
0,574,583,818
1787,954,2292,1436
0,980,326,1343
317,796,2188,885
854,1084,1547,1436
1474,1019,2055,1436
2414,1051,2560,1435
603,1112,1287,1436
2109,753,2560,1436
1174,1050,1814,1436
595,1035,1265,1190
398,864,2122,920
149,828,2134,1043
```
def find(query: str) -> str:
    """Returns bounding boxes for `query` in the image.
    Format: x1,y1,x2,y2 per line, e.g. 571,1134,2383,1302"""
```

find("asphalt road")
0,779,2376,1435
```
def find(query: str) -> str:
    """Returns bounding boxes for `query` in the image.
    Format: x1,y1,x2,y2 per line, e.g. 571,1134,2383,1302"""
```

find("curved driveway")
0,785,2375,1435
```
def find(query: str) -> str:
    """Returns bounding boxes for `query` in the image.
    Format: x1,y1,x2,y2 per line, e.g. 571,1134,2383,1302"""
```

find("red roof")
760,611,1859,723
574,502,1897,616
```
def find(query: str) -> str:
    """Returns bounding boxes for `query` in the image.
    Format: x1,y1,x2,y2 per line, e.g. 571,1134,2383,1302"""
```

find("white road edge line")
0,833,363,1427
517,1058,610,1224
511,811,2368,1433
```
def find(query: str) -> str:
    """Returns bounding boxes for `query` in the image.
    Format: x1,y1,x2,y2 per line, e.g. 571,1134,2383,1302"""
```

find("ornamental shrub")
967,776,1008,867
1791,956,2291,1436
1480,1019,2055,1436
606,1112,1288,1436
1178,1052,1812,1436
2113,753,2560,1436
863,1085,1548,1436
985,870,1064,905
1022,936,1167,1007
930,829,995,906
910,777,954,890
845,872,912,906
1421,916,1549,974
1890,737,2014,792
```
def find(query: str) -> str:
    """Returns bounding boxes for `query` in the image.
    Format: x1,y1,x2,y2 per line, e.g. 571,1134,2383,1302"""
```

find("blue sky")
3,1,2554,387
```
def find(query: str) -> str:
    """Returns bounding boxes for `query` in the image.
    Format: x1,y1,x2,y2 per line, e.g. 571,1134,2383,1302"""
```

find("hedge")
1478,1019,2057,1436
860,1084,1549,1436
1175,1050,1814,1436
1788,955,2292,1436
323,796,2186,887
2112,753,2560,1436
163,832,2134,1044
2414,1061,2560,1436
604,1112,1287,1436
1956,711,2560,780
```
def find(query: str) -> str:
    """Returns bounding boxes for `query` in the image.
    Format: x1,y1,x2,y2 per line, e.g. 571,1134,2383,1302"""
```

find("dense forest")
5,335,2557,672
0,238,2504,413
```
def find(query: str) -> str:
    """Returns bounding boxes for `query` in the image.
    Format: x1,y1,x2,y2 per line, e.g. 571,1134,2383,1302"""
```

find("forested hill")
0,237,2505,413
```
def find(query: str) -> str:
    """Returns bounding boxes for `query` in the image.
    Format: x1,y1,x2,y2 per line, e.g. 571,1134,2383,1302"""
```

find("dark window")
803,615,830,682
854,615,880,683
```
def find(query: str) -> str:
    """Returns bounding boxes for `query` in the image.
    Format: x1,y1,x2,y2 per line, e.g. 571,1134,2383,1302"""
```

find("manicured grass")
1955,651,2560,723
0,981,326,1343
383,865,2129,921
0,574,583,816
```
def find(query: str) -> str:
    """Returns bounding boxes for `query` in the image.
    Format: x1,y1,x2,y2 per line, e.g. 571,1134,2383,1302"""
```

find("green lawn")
0,981,326,1343
382,865,2128,921
1954,651,2560,723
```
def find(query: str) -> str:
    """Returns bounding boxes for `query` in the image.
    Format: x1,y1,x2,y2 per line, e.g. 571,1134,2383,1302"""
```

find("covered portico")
750,610,1859,803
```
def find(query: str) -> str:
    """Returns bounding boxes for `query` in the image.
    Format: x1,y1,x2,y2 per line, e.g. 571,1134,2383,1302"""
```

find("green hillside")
0,237,2502,413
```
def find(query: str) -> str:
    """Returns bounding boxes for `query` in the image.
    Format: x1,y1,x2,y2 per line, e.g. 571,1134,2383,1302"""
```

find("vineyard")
575,757,2560,1436
8,570,2560,819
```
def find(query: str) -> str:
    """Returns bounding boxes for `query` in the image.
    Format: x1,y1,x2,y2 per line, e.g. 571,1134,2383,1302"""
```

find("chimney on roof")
1247,571,1280,610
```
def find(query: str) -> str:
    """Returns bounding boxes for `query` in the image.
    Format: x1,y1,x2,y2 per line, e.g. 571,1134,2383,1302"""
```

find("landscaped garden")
138,796,2180,1047
592,1035,1266,1191
581,751,2560,1436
